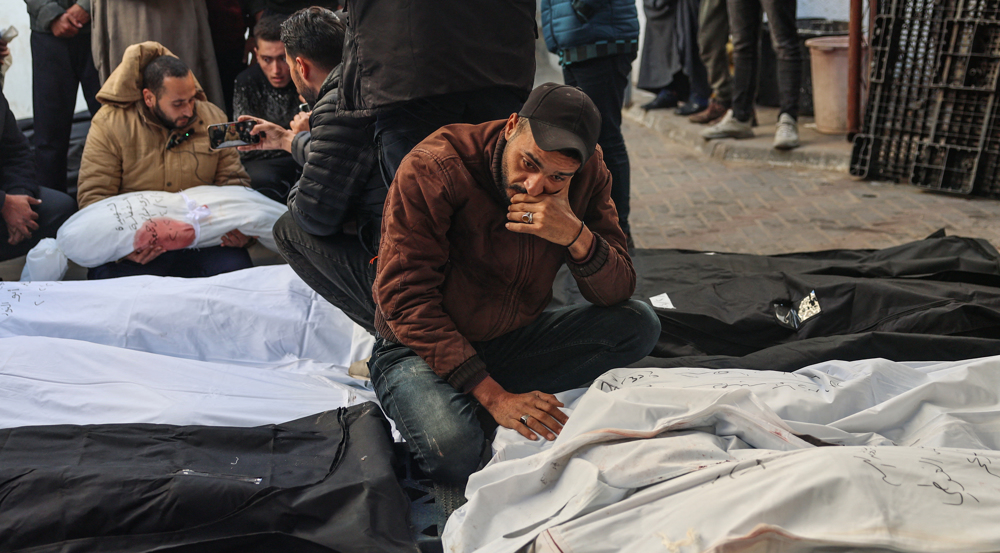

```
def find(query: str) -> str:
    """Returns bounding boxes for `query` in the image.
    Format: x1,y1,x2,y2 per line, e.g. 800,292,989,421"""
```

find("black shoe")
641,90,680,110
675,101,708,116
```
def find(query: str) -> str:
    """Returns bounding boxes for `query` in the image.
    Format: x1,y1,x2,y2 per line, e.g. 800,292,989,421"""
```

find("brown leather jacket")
373,120,635,393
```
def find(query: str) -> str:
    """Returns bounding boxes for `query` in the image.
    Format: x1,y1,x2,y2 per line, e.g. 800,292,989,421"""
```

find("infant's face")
133,218,197,251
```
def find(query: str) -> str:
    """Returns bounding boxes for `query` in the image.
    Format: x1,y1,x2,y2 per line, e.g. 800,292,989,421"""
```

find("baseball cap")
518,82,602,165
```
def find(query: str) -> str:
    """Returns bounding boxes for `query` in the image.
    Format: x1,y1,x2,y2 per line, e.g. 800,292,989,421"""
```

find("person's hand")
506,184,594,259
236,115,293,153
220,228,254,248
50,12,82,38
471,377,568,441
125,246,164,264
1,195,40,246
0,40,9,62
289,111,310,134
65,4,91,26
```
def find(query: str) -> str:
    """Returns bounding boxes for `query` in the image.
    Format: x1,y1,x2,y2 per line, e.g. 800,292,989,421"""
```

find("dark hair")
254,13,287,43
142,55,191,97
280,7,345,72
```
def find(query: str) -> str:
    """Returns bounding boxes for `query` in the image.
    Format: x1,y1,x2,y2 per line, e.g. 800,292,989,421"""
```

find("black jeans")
272,212,378,335
727,0,801,122
30,31,101,193
370,300,661,485
563,53,635,235
0,187,77,262
87,245,253,279
243,155,301,203
374,86,526,184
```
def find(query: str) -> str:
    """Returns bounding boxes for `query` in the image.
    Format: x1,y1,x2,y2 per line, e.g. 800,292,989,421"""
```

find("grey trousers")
698,0,733,105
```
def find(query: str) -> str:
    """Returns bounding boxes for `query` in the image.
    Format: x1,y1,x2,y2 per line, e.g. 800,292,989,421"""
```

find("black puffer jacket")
339,0,537,114
288,65,386,255
0,90,39,211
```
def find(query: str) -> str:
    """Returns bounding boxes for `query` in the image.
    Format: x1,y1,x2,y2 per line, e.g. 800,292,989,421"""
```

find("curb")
623,91,852,173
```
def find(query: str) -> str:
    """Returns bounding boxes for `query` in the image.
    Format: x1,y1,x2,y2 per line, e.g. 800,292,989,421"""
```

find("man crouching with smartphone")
77,42,255,279
236,7,386,335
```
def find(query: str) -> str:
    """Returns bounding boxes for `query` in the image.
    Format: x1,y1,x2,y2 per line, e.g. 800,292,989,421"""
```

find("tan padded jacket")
77,42,248,209
374,120,635,393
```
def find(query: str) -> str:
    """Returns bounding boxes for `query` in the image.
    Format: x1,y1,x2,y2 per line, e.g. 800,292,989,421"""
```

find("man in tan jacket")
78,42,255,279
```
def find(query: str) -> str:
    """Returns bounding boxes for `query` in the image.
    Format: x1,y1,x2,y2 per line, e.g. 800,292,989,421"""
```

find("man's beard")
152,102,196,130
298,85,319,107
501,153,527,200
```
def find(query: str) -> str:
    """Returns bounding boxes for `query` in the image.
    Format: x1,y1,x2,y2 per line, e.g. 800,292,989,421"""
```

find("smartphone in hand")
208,120,262,149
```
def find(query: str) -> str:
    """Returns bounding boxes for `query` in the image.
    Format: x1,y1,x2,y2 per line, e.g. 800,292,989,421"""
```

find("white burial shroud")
0,265,374,367
0,335,377,429
445,357,1000,553
21,185,288,280
0,265,379,430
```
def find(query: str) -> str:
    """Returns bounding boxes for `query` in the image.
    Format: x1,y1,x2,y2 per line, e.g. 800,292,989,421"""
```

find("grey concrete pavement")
624,116,1000,253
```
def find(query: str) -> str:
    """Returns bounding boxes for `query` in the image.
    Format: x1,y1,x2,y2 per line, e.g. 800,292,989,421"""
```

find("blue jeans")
370,300,661,485
562,53,636,236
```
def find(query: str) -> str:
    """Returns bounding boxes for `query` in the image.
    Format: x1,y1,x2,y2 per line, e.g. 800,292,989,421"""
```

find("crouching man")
238,8,385,334
370,84,661,496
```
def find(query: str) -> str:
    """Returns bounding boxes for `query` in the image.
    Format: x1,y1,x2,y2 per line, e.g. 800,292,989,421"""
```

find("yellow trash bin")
805,35,854,134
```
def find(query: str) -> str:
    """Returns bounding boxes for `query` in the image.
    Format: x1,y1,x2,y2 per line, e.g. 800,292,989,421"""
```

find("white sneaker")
773,112,800,150
701,109,754,140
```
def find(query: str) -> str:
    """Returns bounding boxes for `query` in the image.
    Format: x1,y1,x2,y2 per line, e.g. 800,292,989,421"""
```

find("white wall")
1,0,89,120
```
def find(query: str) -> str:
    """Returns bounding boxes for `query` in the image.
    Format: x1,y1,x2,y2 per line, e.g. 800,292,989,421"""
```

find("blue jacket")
540,0,639,61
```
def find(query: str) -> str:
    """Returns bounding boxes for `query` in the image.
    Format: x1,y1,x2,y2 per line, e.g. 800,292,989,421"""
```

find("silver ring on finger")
519,414,530,425
522,212,533,224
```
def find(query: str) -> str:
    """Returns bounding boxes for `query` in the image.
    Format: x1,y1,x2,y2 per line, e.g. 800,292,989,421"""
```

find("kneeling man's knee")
418,423,485,485
620,299,661,358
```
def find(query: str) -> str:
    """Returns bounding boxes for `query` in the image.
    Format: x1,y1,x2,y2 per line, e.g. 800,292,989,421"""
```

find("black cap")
518,82,601,165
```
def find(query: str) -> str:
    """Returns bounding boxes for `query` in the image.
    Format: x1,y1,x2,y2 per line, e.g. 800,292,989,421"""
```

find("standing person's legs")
460,86,527,127
698,0,733,107
726,0,762,123
562,54,634,237
31,32,80,193
70,33,103,116
272,212,379,334
369,300,660,486
760,0,801,121
374,96,463,185
375,87,526,185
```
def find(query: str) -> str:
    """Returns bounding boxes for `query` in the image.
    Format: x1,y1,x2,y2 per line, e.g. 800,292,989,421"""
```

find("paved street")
624,118,1000,254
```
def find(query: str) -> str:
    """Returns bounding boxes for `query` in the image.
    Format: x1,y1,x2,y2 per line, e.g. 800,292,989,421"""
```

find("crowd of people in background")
639,0,802,150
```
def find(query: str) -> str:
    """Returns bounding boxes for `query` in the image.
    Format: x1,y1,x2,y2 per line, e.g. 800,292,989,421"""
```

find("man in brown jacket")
370,84,661,498
77,42,255,279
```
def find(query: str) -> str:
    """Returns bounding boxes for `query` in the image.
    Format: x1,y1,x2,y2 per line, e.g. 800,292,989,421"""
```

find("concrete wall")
1,0,89,119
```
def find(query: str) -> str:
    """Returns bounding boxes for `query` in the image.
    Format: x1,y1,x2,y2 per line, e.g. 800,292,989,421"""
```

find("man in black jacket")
239,7,385,333
0,88,77,262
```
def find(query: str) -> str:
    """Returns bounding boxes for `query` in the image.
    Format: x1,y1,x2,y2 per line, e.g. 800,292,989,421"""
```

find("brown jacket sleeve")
77,111,124,209
374,151,483,390
567,148,637,305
